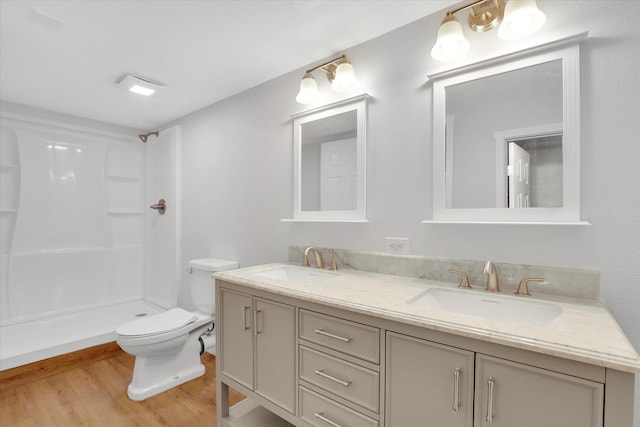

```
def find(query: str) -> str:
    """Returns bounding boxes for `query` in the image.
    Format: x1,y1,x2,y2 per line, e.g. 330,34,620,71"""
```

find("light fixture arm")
305,54,349,83
305,54,347,75
446,0,491,17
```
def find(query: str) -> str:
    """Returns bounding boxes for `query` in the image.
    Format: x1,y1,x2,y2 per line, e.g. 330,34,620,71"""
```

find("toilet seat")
117,308,198,338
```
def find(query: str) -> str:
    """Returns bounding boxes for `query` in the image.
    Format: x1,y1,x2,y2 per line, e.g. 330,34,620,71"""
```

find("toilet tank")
188,258,238,314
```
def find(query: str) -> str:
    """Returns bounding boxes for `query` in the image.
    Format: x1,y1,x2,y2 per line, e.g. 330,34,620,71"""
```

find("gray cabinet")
220,288,296,414
255,297,296,414
217,280,629,427
386,332,474,427
220,288,254,389
385,332,604,427
474,354,604,427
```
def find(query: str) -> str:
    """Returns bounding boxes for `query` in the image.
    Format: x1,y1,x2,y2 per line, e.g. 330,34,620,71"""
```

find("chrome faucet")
483,261,500,292
302,246,324,269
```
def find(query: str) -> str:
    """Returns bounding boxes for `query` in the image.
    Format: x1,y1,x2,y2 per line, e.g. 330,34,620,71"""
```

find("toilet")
116,258,238,401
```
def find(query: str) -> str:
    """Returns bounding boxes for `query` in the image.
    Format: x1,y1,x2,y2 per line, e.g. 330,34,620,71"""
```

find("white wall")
172,1,639,420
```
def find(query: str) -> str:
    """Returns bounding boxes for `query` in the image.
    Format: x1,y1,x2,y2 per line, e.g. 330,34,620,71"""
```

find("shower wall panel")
0,117,145,324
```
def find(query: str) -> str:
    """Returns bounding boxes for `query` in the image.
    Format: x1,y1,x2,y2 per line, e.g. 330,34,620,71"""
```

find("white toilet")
116,258,238,400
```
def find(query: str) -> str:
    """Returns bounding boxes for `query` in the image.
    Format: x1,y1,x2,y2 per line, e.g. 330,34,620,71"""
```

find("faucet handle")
514,278,545,297
329,258,342,271
449,269,472,289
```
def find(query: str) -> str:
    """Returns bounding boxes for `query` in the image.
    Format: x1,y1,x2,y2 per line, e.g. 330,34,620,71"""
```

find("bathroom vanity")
214,264,639,427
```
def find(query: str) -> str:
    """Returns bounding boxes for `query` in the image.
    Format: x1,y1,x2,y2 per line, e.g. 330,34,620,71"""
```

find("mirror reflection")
292,94,367,221
445,60,563,209
301,110,357,211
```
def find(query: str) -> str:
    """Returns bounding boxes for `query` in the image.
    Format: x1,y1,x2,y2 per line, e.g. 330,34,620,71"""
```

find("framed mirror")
291,94,367,221
430,34,587,223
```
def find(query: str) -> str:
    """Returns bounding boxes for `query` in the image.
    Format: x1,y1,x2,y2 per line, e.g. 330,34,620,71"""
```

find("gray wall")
172,1,639,421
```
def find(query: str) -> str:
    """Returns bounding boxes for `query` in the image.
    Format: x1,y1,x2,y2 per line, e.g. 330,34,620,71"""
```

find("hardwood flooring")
0,342,244,426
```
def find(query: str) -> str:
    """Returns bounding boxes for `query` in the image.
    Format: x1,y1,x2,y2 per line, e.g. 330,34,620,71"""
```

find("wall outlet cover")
385,237,409,254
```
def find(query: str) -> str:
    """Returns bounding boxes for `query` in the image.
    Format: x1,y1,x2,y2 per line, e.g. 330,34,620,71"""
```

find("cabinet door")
220,288,254,389
475,354,604,427
386,332,474,427
255,297,296,414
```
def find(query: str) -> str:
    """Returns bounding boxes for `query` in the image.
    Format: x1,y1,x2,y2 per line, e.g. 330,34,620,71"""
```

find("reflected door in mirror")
300,110,357,211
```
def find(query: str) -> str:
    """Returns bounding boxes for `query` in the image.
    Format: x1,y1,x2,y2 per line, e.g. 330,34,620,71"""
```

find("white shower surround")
0,113,177,370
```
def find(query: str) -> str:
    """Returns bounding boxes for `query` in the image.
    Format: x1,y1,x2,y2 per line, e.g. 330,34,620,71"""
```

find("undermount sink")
253,266,338,285
408,287,563,330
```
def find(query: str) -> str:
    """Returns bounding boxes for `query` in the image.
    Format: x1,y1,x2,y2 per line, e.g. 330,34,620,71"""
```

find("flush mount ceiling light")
117,74,167,96
431,0,546,61
296,54,359,105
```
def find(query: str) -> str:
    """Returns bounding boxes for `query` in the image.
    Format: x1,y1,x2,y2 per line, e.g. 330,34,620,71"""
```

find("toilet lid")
117,308,198,337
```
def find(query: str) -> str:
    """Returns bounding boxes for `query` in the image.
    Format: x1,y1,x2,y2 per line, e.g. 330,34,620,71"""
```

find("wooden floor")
0,342,244,426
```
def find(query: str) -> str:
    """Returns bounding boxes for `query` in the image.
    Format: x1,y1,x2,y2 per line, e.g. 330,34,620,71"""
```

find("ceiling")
0,0,456,130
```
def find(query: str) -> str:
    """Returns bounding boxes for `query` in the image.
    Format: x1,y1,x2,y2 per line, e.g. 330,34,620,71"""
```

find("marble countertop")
214,263,640,374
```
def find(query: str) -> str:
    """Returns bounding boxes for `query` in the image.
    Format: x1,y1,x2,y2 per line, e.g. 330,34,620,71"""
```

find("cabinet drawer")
300,346,379,413
299,310,380,363
299,386,378,427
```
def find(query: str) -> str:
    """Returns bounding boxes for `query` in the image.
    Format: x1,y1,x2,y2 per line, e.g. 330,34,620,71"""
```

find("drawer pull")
314,328,352,343
241,306,250,331
452,368,461,412
314,369,352,387
314,412,346,427
486,377,495,424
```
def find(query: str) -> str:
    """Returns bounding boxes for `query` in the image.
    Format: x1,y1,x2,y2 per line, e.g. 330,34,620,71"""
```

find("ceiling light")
431,0,545,61
117,74,167,96
296,54,359,105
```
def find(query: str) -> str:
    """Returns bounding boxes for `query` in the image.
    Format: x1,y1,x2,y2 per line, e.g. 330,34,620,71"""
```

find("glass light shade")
331,62,358,92
431,15,470,61
296,73,320,104
498,0,546,40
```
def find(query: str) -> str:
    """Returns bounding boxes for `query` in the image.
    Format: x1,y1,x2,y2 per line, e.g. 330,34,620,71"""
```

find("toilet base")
126,328,206,401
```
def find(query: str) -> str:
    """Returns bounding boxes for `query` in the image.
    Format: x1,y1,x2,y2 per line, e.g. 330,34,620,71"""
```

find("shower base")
0,300,164,371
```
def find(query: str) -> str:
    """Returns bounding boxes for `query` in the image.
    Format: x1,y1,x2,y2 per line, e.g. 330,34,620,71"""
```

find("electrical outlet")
384,237,409,254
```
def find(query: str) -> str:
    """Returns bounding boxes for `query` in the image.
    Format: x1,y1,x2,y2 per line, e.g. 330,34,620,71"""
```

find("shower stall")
0,111,180,370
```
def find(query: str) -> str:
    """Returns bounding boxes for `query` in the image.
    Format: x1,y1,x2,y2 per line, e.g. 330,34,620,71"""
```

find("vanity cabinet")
216,279,634,427
385,332,474,427
219,288,296,415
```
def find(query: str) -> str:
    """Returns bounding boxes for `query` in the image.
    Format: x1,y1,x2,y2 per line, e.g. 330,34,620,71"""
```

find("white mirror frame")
429,33,588,224
290,94,368,222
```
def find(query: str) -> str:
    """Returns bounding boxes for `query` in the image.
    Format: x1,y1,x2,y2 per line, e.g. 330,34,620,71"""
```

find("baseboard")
0,341,124,392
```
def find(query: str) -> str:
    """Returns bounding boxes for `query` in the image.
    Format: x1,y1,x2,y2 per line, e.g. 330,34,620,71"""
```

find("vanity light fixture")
117,74,167,96
431,0,546,61
296,54,359,105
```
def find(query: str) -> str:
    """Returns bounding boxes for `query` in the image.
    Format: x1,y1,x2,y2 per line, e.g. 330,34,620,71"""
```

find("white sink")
408,287,563,330
253,266,338,285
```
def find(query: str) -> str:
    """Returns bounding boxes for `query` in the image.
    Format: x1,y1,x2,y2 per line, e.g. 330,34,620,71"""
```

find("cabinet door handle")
314,412,346,427
486,377,495,424
241,306,250,331
314,328,351,343
314,369,352,387
254,309,263,335
452,368,461,412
